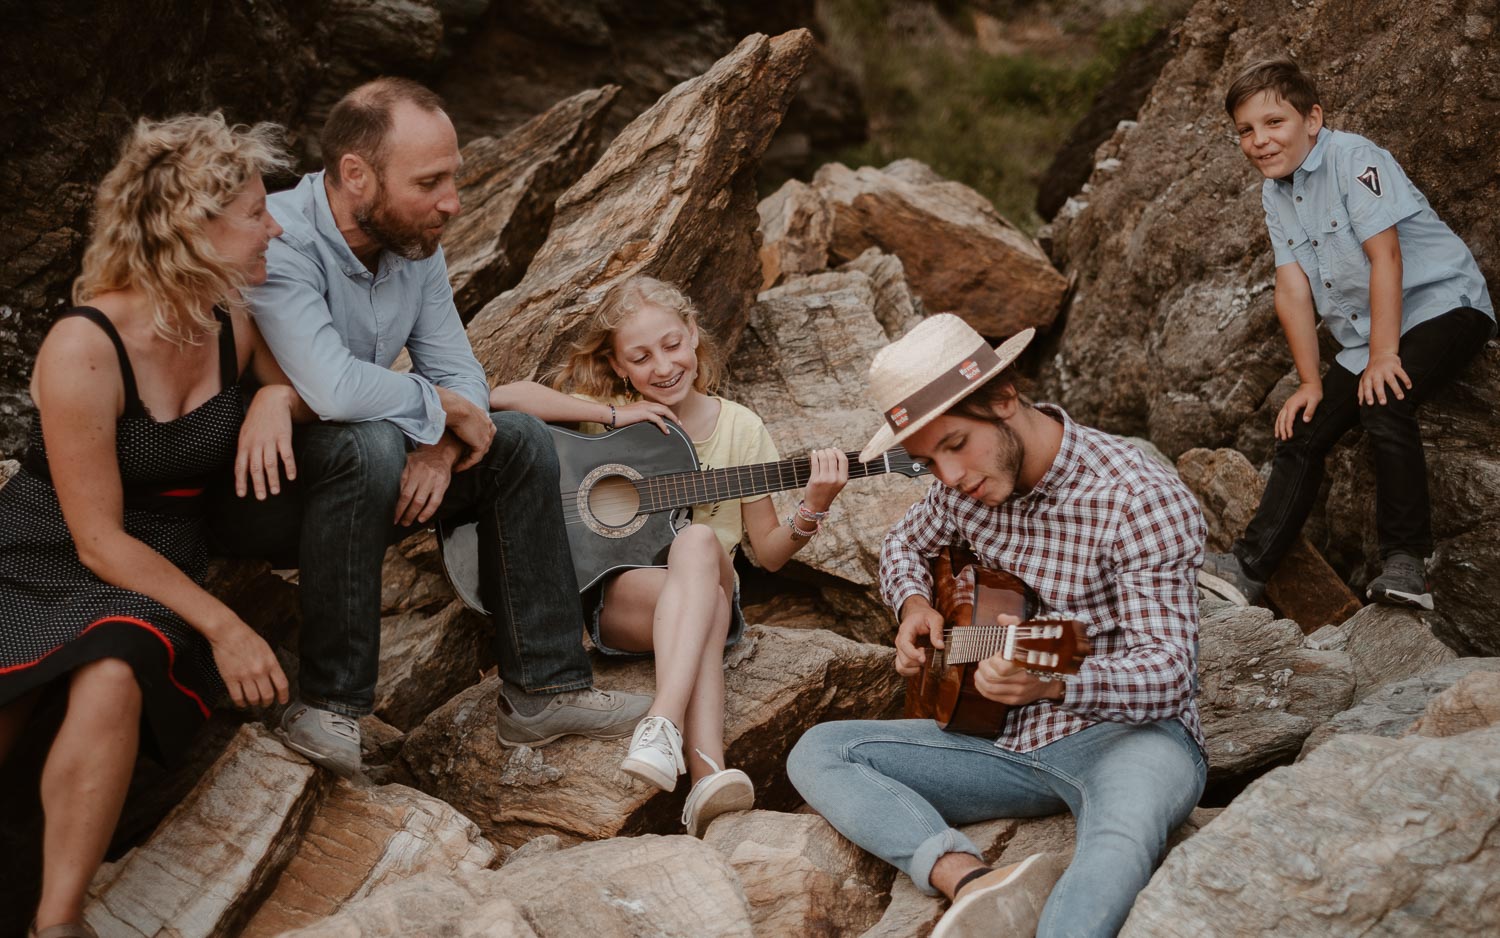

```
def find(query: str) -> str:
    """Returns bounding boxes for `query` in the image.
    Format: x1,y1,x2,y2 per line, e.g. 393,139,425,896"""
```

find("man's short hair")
942,370,1031,422
1223,58,1321,120
320,77,445,186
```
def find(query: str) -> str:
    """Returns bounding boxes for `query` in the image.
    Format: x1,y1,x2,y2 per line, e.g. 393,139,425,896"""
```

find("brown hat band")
883,340,1002,433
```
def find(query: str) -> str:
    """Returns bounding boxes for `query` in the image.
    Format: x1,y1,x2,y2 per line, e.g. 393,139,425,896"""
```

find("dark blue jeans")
1234,306,1494,581
209,412,593,716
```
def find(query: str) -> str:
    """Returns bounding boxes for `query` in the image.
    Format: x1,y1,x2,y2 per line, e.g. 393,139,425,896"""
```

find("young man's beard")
990,419,1027,499
354,184,443,261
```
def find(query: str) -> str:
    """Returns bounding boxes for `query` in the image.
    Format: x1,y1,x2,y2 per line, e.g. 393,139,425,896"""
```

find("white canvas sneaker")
620,715,685,791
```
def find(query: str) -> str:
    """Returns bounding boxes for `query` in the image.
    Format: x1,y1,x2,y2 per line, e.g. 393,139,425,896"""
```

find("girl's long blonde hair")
72,112,291,346
552,276,723,398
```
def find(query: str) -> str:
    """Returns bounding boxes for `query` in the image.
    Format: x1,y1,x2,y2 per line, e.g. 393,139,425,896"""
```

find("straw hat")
859,314,1035,462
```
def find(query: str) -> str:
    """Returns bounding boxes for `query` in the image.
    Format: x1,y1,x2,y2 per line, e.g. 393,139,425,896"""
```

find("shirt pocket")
1318,201,1364,264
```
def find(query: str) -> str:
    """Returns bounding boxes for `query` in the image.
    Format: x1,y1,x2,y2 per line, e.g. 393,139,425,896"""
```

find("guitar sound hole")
588,475,642,527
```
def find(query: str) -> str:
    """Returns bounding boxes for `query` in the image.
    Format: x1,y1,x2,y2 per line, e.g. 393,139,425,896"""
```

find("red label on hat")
959,360,981,380
889,406,910,427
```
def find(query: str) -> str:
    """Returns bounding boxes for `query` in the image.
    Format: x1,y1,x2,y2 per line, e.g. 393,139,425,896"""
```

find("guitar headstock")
884,447,932,479
1004,617,1091,676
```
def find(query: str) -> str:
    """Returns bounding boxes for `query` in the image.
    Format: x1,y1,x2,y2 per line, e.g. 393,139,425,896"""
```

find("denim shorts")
582,574,746,658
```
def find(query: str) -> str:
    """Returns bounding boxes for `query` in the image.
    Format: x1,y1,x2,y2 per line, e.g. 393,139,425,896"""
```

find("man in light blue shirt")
213,78,648,774
1199,58,1495,614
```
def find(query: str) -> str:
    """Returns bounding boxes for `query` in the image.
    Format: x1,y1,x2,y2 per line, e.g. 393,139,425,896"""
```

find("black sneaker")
1367,552,1433,610
1197,551,1266,606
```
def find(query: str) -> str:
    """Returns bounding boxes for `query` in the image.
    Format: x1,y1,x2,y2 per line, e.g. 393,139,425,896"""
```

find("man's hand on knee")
436,386,497,470
396,439,460,525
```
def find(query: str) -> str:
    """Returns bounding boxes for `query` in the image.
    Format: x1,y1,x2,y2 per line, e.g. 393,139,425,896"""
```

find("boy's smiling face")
1233,89,1324,180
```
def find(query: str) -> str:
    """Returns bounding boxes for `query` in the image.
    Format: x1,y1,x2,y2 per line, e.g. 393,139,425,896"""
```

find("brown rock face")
813,159,1068,337
399,625,901,849
240,780,496,937
1408,672,1500,739
466,30,816,385
1043,0,1500,653
757,178,834,290
1299,658,1500,758
446,86,619,322
1177,447,1362,631
84,726,327,938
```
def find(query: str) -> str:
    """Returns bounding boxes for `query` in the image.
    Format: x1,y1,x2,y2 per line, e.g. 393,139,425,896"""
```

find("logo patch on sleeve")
1356,165,1383,197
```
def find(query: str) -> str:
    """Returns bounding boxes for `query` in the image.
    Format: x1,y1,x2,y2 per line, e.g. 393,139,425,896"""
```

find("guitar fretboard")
635,450,910,512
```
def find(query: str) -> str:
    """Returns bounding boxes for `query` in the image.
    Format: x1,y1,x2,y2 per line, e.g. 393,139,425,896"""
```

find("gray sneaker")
1197,551,1266,606
278,700,361,777
1367,552,1433,610
494,685,653,747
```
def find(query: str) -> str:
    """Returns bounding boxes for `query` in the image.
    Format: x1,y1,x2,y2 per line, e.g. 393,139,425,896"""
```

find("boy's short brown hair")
1224,58,1321,120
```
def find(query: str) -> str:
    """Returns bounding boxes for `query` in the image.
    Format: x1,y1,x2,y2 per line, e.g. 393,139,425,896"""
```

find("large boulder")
83,725,327,938
399,625,901,849
1197,600,1356,778
1299,657,1500,758
812,159,1068,337
466,30,816,384
1042,0,1500,654
1122,712,1500,935
279,835,754,937
727,263,930,644
1330,604,1458,701
240,780,496,937
445,86,619,322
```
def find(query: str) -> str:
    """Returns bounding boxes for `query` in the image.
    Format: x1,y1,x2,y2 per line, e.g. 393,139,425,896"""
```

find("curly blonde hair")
72,112,291,346
552,276,723,398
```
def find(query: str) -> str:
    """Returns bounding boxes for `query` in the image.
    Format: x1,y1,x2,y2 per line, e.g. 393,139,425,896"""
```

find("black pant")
1234,306,1494,581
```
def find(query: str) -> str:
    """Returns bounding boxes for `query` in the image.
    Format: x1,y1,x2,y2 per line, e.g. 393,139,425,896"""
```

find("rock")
0,459,16,489
1300,658,1500,757
811,159,1067,337
466,31,816,384
727,268,933,644
280,835,754,937
1177,447,1362,631
84,725,327,938
756,178,833,290
1042,0,1500,655
1121,726,1500,937
239,780,496,937
446,86,619,322
838,247,926,339
703,810,893,936
375,598,492,732
1197,600,1355,778
1408,672,1500,738
1337,604,1457,701
400,625,901,848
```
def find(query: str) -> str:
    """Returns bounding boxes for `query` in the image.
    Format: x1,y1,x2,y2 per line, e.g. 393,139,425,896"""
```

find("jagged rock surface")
1042,0,1500,654
813,159,1067,337
466,31,815,384
1197,600,1355,778
1300,657,1500,758
399,626,901,849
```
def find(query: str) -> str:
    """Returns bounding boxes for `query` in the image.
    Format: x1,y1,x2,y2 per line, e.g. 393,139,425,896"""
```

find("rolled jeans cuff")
911,827,984,896
299,692,372,720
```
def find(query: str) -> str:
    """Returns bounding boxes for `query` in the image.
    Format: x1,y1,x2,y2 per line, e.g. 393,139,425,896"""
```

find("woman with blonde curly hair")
0,112,312,938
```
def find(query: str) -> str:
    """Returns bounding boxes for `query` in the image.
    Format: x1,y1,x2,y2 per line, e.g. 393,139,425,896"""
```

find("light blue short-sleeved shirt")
248,172,490,445
1263,129,1494,373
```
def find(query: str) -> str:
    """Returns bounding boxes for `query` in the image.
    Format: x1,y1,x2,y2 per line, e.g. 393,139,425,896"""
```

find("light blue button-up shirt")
249,172,490,445
1263,129,1494,373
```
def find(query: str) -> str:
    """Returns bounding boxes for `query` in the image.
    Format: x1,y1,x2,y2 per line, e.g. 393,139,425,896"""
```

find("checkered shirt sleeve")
877,406,1205,753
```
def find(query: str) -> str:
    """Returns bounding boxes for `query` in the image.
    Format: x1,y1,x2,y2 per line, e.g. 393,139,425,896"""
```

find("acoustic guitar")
905,546,1091,737
437,421,931,614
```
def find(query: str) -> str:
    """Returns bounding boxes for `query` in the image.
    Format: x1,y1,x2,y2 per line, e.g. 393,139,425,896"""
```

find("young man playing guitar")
787,315,1208,938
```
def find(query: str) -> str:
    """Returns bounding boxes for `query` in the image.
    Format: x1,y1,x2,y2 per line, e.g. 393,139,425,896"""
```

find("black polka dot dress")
0,307,242,763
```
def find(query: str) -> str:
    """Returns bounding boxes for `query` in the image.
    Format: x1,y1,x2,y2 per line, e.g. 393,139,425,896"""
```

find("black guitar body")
550,422,698,591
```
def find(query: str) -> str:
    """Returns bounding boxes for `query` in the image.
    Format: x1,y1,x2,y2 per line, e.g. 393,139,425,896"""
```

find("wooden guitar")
437,421,931,614
905,546,1091,737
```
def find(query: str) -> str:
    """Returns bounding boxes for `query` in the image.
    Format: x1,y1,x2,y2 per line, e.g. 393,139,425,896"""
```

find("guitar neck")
637,450,889,512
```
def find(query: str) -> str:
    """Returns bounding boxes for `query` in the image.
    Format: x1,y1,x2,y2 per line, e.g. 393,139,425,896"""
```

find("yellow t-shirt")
576,395,780,558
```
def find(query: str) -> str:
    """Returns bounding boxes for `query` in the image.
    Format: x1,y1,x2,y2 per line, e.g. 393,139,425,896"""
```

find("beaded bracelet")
607,403,617,429
795,500,830,523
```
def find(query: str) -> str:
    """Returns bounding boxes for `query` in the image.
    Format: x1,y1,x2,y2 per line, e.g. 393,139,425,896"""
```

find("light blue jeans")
787,717,1206,938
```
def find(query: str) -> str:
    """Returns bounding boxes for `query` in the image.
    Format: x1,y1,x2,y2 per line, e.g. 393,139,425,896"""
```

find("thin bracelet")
607,403,617,429
786,514,820,541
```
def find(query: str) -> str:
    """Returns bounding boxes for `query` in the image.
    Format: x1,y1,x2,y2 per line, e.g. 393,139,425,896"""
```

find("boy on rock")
1199,58,1495,611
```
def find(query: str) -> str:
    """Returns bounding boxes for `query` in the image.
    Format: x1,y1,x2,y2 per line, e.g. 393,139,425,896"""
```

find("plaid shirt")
881,405,1206,753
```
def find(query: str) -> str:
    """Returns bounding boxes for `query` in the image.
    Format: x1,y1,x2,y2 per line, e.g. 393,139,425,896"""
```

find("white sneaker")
620,715,685,791
681,750,754,837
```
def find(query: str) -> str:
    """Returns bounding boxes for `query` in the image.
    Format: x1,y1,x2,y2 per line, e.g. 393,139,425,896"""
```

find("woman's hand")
613,400,679,434
803,448,849,513
209,618,290,709
236,385,297,499
1358,351,1411,407
1275,381,1324,441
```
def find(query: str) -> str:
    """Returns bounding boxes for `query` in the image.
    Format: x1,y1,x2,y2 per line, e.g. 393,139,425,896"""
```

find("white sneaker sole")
1367,586,1434,611
621,753,679,792
684,770,754,837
